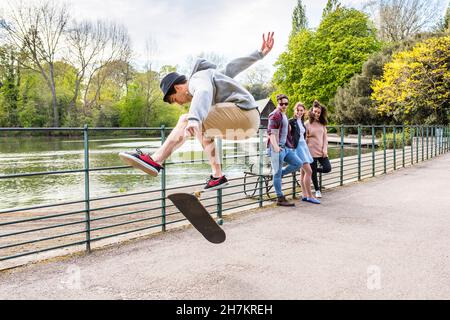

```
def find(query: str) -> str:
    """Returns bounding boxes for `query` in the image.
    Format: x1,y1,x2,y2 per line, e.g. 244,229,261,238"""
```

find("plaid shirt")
267,109,294,149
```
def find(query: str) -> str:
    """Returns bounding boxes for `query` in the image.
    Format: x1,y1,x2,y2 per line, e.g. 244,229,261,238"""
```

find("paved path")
0,153,449,300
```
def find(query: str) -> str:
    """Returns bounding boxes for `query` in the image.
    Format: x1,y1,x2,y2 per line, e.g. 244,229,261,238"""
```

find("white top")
297,119,306,142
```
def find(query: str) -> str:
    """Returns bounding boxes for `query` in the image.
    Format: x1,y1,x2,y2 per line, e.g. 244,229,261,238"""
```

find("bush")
379,128,412,149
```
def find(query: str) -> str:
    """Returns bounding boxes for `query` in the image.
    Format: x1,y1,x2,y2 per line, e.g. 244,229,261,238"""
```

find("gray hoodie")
187,50,264,123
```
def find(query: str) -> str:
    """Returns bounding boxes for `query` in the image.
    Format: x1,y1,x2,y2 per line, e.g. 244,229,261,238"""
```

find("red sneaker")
204,175,229,191
119,149,164,176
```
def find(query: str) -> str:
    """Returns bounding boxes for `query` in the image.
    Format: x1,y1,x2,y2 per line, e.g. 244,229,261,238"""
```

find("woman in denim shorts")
289,102,320,204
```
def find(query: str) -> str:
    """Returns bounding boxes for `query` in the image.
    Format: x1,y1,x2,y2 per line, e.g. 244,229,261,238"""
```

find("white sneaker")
315,190,322,198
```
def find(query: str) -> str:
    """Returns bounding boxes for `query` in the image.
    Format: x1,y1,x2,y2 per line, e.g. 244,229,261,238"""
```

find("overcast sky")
2,0,449,76
68,0,365,72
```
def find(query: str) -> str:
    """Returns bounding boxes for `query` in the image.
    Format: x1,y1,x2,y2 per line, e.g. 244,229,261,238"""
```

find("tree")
0,45,20,126
323,0,341,18
334,46,398,125
159,65,177,78
291,0,308,38
179,51,226,76
139,36,161,125
65,20,113,113
371,36,450,125
74,22,131,114
364,0,443,42
273,7,381,115
436,3,450,33
117,73,183,128
241,64,274,100
445,4,450,32
1,0,70,127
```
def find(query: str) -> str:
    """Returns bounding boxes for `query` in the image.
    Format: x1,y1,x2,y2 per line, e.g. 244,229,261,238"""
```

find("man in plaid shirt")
267,94,302,206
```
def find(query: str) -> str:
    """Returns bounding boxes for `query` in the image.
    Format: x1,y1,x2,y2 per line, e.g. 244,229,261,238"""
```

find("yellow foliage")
371,36,450,124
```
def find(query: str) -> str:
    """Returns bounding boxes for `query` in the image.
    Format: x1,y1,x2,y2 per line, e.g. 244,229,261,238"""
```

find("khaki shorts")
202,103,260,140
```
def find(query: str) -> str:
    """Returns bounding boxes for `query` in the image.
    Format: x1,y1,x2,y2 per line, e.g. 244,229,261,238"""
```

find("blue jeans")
269,147,303,197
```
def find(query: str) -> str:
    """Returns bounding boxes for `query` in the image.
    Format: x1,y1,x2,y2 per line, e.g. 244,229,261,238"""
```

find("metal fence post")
445,126,448,153
402,126,405,168
383,126,387,174
421,126,424,162
358,125,362,180
292,171,297,199
410,126,414,165
445,126,447,153
434,126,439,157
446,126,449,153
431,126,434,158
216,137,223,225
372,126,375,177
442,127,450,152
416,126,419,163
426,126,429,160
340,125,344,186
444,126,446,153
83,124,91,253
258,128,264,207
161,125,166,232
445,127,450,152
393,126,397,170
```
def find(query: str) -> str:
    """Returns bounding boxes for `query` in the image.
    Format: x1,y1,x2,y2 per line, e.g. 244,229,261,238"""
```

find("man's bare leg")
198,134,223,178
152,114,188,163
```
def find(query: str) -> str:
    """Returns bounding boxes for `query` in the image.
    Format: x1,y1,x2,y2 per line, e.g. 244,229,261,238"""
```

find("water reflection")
0,135,365,211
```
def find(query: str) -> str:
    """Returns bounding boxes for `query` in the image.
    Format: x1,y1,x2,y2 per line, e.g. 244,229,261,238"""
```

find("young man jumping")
119,32,275,191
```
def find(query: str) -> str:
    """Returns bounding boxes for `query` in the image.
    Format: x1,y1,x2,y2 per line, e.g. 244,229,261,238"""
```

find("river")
0,135,366,211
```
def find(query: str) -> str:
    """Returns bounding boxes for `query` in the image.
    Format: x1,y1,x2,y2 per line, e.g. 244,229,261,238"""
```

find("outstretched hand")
261,32,274,57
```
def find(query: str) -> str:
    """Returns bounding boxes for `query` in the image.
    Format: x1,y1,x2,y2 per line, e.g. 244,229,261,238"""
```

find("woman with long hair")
306,101,332,198
289,102,320,204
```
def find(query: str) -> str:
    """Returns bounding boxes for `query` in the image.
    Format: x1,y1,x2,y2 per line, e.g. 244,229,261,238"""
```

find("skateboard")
167,192,226,244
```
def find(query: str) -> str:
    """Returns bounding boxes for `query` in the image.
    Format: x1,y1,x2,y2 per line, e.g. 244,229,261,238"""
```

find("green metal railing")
0,124,449,266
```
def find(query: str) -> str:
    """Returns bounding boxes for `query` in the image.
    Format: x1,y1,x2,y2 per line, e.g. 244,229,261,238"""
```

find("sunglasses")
279,102,289,106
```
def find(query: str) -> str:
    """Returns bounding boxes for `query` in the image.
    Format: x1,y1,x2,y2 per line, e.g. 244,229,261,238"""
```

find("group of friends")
268,95,331,207
118,32,331,207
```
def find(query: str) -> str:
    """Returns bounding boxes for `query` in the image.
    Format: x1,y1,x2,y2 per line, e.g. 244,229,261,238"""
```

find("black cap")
160,72,186,103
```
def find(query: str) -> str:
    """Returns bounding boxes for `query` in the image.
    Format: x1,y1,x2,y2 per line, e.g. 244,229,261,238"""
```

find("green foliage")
245,83,275,101
435,3,450,32
159,65,177,78
445,4,450,32
0,45,20,126
371,36,450,125
0,41,182,128
273,7,381,117
380,128,412,149
118,80,183,128
322,0,341,18
291,0,308,37
334,46,395,125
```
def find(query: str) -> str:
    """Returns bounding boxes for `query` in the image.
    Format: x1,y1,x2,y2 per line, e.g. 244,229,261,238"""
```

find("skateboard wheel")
194,191,202,198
